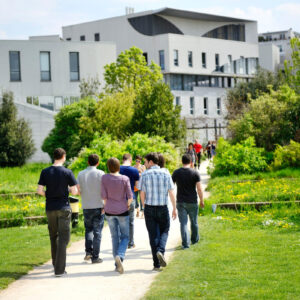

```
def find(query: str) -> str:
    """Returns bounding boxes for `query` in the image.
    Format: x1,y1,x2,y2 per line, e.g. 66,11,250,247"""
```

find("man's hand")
200,200,205,209
172,208,177,220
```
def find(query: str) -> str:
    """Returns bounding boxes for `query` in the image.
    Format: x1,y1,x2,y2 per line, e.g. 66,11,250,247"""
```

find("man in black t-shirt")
37,148,78,277
172,154,204,249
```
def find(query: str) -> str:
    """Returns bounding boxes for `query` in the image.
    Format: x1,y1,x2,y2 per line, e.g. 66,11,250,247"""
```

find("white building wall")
259,43,280,72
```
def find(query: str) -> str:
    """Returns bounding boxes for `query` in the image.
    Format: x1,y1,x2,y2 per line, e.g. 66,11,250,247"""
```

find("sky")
0,0,300,39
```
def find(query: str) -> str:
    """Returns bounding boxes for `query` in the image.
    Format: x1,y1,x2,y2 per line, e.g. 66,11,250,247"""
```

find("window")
215,54,220,71
80,35,85,41
174,49,179,66
202,52,206,68
217,98,221,115
278,45,283,52
66,38,71,41
279,33,285,40
94,33,100,41
159,50,165,70
190,97,194,115
203,24,245,42
227,77,232,88
69,52,80,81
204,97,208,115
40,52,51,81
175,96,180,106
143,52,148,64
9,51,21,81
188,51,193,67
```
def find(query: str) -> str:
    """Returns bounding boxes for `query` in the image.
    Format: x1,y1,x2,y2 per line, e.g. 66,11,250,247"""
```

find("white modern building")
63,7,259,142
259,28,300,71
0,36,116,161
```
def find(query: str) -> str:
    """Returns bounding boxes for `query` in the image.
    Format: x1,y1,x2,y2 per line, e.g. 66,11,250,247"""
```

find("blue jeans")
129,201,135,246
176,202,199,248
144,205,170,268
83,208,105,260
106,215,129,261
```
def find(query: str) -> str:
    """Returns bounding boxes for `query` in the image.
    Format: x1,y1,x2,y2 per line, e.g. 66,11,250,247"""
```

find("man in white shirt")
77,154,105,263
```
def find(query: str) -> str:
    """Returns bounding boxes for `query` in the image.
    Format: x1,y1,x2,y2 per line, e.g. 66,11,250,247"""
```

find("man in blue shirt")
139,152,177,271
120,153,139,248
37,148,78,277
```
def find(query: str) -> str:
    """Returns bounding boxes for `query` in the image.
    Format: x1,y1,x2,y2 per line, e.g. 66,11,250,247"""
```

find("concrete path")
0,161,210,300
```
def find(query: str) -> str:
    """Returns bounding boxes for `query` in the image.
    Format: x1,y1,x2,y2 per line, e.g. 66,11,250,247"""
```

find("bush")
0,92,35,166
272,141,300,169
208,137,268,177
70,133,180,174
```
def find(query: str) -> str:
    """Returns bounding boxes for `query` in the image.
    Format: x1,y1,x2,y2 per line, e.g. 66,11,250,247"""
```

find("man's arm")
140,191,145,207
37,185,45,197
168,189,177,220
76,184,81,195
69,185,78,195
196,182,204,208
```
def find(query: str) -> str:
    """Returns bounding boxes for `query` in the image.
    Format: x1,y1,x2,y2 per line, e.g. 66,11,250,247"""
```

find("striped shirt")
138,166,174,206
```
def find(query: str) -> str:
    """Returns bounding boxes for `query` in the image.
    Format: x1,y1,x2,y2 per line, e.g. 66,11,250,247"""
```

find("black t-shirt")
172,167,201,203
38,166,77,211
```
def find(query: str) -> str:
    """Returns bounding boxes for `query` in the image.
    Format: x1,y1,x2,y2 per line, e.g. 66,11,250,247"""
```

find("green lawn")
0,222,85,290
144,208,300,300
207,168,300,204
0,163,49,194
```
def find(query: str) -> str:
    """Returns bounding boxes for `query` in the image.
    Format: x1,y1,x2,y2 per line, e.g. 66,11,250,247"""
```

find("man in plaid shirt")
139,152,177,271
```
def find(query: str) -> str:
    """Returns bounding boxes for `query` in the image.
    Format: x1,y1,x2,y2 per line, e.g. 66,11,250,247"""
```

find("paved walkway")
0,161,210,300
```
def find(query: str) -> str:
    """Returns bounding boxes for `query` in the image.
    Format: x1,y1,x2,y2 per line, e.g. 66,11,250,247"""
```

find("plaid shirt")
138,166,174,206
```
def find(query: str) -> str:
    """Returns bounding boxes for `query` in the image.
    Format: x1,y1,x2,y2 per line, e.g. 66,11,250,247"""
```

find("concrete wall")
259,43,280,71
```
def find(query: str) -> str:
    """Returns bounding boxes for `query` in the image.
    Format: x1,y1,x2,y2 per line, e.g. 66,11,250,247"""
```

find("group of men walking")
37,148,204,277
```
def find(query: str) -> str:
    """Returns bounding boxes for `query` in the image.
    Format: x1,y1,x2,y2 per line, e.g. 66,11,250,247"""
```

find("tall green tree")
0,92,35,166
129,82,186,146
104,47,163,94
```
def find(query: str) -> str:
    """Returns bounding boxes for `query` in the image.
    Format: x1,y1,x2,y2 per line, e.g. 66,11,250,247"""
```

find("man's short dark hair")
122,153,132,161
182,154,192,165
157,152,165,168
53,148,66,160
144,152,159,165
88,154,99,166
135,155,142,161
107,157,120,173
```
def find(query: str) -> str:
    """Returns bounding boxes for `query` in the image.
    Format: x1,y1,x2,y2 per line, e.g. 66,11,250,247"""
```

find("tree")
129,82,186,146
79,88,135,141
228,85,299,151
226,68,284,120
79,77,101,99
42,98,97,159
104,47,163,94
285,37,300,93
0,92,35,166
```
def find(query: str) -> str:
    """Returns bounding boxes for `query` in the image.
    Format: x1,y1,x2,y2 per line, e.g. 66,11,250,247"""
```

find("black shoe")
55,271,67,277
92,258,103,264
128,244,136,249
152,267,162,272
156,251,167,267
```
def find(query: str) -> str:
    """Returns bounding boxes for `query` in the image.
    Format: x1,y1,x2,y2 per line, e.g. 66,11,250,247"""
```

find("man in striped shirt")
139,152,177,271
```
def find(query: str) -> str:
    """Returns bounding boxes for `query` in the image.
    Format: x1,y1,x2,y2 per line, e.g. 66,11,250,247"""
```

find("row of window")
8,51,80,82
66,33,101,42
175,96,221,116
158,50,257,75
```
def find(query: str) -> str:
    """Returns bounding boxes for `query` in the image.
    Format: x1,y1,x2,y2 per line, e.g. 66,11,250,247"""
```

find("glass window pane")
9,51,21,81
40,52,50,71
70,52,79,81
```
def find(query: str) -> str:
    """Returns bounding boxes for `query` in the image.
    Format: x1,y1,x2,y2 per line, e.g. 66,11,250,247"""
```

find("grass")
0,220,85,290
144,207,300,300
206,168,300,204
0,163,49,194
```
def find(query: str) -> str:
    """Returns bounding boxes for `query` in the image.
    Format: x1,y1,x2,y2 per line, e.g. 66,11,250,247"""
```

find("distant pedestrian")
120,154,139,248
193,140,202,169
139,152,177,271
212,141,216,158
101,157,133,274
77,154,105,264
172,154,204,249
206,141,212,160
186,143,196,168
37,148,78,277
134,155,146,218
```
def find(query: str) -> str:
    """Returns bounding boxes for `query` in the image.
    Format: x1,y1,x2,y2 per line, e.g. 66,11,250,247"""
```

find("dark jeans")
46,209,71,275
144,205,170,268
177,202,199,248
196,152,201,168
83,208,105,260
129,201,135,246
134,191,144,211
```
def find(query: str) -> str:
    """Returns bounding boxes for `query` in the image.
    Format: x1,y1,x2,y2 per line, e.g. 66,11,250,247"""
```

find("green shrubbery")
272,141,300,169
70,133,179,174
208,137,268,177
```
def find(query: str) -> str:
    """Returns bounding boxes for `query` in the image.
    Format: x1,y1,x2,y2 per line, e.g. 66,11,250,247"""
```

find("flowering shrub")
272,140,300,169
208,137,268,177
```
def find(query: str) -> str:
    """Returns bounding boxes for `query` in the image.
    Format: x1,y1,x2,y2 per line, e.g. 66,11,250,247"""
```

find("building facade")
0,36,116,161
63,8,259,142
